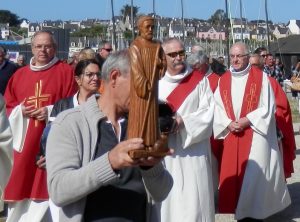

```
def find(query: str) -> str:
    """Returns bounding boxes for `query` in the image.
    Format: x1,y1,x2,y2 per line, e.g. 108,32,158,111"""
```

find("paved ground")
216,123,300,222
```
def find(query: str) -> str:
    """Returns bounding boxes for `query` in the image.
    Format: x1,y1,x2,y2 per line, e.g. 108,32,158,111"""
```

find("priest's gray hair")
186,51,208,67
101,49,130,82
162,38,184,51
231,41,250,55
31,30,57,50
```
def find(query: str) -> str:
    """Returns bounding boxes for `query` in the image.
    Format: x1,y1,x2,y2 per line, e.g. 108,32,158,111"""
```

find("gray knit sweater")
46,95,173,222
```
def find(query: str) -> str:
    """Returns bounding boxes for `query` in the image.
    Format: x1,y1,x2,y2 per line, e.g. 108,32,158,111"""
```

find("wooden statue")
127,16,170,158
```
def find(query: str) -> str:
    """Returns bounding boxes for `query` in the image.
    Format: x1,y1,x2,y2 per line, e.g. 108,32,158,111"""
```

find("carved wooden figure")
127,16,169,158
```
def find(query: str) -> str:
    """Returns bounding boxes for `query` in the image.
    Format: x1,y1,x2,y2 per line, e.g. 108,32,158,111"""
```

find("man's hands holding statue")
109,138,174,170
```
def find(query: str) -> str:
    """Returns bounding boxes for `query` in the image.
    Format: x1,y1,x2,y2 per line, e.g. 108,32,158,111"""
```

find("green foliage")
123,30,133,40
208,9,226,27
0,10,21,27
120,4,139,22
70,24,107,38
10,27,27,37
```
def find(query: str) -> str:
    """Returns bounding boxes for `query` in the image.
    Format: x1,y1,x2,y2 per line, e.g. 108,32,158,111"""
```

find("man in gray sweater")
46,49,173,222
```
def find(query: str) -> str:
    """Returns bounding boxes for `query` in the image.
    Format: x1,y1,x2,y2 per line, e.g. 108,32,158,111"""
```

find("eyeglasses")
229,54,249,59
82,72,101,79
166,50,185,58
102,48,113,52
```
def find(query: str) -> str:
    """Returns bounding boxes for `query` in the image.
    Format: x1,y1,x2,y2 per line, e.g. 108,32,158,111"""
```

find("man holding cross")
3,30,76,222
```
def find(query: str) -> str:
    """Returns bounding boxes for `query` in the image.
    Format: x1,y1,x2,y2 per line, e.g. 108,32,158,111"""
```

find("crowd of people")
0,15,297,222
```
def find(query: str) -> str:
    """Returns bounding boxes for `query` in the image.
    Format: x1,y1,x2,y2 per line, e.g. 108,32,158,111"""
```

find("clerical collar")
230,63,251,77
30,56,59,72
163,64,193,83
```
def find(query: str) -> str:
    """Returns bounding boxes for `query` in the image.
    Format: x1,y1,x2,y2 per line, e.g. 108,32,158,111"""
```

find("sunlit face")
100,43,113,59
163,40,186,75
266,55,274,66
76,63,100,95
31,33,56,66
229,44,249,72
139,20,154,41
259,50,268,64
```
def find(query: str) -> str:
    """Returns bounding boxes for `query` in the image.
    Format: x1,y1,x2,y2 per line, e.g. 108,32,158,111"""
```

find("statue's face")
139,20,154,41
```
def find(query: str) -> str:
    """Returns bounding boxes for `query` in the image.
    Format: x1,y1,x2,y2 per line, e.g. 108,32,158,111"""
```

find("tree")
120,4,139,22
208,9,226,27
0,10,21,27
70,25,107,38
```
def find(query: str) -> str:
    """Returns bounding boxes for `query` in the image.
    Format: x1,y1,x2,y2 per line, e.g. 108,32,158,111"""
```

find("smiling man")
214,42,291,221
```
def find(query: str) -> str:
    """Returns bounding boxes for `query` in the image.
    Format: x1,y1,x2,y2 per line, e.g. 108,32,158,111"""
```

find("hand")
227,118,250,134
36,155,46,169
30,107,48,121
236,117,250,130
138,148,174,167
108,138,144,170
22,104,48,121
171,114,183,134
227,121,242,134
21,100,37,118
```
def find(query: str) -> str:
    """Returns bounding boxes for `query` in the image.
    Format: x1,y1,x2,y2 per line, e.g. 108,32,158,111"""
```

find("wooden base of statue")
128,133,169,159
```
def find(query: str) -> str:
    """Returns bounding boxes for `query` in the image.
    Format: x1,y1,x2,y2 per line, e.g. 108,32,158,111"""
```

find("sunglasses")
167,50,185,58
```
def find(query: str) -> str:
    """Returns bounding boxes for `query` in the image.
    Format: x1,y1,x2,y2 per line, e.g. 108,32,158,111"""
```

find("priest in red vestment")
250,52,296,179
214,42,290,221
3,30,76,222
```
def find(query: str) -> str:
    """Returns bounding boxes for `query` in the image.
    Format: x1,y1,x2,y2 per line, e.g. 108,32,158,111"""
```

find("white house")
287,20,300,35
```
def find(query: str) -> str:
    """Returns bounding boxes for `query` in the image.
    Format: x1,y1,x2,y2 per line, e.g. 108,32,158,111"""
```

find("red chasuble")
218,67,263,213
268,77,296,178
167,70,204,112
4,61,76,201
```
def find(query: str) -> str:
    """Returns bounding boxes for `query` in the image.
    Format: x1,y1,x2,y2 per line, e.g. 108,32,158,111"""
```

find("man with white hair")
186,50,220,92
214,42,290,221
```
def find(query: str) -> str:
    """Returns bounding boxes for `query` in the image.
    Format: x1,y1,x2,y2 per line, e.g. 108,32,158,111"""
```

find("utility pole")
180,0,185,43
239,0,243,42
265,0,271,52
110,0,117,50
225,0,230,66
131,0,135,41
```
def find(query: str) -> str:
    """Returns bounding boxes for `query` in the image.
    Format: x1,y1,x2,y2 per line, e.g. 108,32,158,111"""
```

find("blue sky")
1,0,299,24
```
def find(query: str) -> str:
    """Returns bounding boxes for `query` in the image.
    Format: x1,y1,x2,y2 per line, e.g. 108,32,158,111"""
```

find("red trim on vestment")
218,67,263,213
167,70,204,112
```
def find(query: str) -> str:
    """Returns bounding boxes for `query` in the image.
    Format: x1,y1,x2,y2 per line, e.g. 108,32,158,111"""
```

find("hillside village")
1,14,300,70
